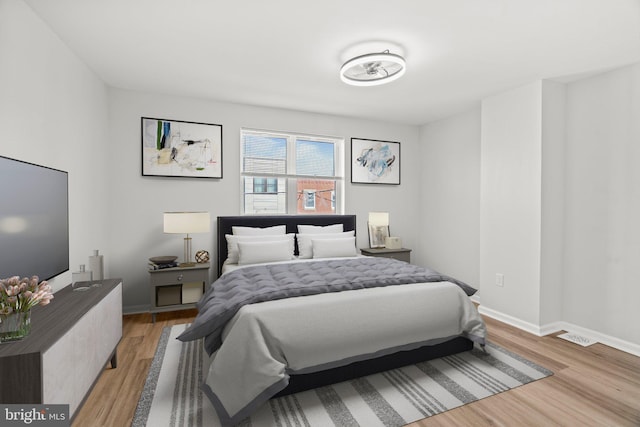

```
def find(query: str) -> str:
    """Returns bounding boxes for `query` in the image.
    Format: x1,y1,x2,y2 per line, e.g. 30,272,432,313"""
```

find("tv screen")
0,156,69,281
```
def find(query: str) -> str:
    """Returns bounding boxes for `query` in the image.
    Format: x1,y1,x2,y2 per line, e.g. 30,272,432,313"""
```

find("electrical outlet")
496,273,504,287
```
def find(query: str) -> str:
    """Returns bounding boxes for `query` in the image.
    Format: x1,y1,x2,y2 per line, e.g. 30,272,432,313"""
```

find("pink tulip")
0,275,53,313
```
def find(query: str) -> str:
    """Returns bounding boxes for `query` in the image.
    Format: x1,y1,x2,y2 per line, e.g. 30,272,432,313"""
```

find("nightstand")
360,247,411,263
149,263,210,322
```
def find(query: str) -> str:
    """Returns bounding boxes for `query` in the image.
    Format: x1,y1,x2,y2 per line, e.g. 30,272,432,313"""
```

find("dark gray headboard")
216,215,356,276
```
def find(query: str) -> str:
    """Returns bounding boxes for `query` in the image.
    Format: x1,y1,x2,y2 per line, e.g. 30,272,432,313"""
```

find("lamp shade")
163,212,210,234
368,212,389,226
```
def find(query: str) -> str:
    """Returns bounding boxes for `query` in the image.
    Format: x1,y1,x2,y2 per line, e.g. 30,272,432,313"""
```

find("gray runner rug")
132,324,552,427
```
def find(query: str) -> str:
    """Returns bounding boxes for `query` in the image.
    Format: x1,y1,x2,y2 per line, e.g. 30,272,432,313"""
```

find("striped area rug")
132,324,552,427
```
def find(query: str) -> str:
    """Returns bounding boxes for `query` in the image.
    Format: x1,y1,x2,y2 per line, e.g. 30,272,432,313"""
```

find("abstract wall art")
351,138,400,184
141,117,223,178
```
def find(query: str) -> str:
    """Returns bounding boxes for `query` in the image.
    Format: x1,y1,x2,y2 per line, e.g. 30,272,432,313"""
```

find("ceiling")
25,0,640,126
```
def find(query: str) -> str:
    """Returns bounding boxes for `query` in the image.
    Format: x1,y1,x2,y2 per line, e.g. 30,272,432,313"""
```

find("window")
241,129,344,214
303,190,316,210
253,178,278,194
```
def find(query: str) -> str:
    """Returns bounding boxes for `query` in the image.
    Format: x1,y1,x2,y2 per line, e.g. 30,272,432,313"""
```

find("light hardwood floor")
73,310,640,427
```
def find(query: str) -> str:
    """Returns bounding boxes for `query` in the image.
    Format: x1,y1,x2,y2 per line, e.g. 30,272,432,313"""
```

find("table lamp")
163,211,210,267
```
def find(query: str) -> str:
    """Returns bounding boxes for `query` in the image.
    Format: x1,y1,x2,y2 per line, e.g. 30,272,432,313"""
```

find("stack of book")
148,260,179,270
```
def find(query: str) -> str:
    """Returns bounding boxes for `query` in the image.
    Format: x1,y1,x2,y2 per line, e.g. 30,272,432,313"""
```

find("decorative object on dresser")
148,263,210,322
367,211,390,248
141,117,223,179
163,211,211,267
360,246,412,263
385,235,402,249
88,249,104,280
195,250,210,263
71,264,92,289
0,275,53,342
148,256,179,270
351,138,401,184
0,279,122,420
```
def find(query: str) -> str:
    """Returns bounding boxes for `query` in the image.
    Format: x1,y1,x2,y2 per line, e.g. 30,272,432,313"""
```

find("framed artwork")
368,224,390,248
141,117,223,178
351,138,400,184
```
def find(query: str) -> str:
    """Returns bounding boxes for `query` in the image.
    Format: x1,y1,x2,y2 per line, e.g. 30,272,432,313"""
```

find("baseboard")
478,305,640,357
551,321,640,357
539,321,564,336
477,306,546,336
123,304,150,315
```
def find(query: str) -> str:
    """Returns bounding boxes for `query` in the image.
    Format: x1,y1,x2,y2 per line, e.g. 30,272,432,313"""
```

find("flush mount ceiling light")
340,50,406,87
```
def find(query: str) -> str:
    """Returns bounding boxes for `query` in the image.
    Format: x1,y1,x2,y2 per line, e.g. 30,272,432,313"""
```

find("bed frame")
216,214,474,397
216,214,357,277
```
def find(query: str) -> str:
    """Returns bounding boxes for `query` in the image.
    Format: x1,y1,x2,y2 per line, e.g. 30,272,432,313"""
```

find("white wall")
0,0,110,292
423,70,639,351
418,108,481,288
480,82,543,326
108,89,421,312
540,81,565,326
478,80,571,332
563,63,640,345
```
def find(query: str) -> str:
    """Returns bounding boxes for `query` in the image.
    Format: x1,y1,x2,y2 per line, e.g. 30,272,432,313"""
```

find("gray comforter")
194,257,486,426
177,257,478,354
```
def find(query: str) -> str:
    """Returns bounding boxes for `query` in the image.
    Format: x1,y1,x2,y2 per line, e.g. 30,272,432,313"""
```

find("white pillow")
237,240,294,265
232,225,286,235
296,231,355,259
225,234,294,264
297,224,344,234
312,237,357,259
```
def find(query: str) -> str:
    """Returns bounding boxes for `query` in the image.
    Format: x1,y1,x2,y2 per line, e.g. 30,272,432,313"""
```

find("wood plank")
72,309,640,427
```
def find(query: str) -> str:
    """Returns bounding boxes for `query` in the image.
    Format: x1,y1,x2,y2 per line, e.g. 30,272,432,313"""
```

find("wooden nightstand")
360,247,412,263
149,263,210,322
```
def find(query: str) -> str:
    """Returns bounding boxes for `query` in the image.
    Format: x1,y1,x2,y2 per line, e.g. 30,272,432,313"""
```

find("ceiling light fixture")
340,50,406,87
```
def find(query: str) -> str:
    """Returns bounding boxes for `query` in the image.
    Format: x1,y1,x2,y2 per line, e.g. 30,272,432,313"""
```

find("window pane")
243,135,287,174
296,179,335,214
296,140,334,176
253,178,266,193
303,190,316,210
266,178,278,193
243,177,286,214
253,177,278,194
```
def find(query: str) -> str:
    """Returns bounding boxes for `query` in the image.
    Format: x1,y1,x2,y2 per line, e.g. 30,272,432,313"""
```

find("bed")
177,214,486,426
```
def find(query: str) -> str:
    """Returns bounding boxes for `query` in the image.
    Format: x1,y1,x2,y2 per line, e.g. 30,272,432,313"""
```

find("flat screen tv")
0,156,69,281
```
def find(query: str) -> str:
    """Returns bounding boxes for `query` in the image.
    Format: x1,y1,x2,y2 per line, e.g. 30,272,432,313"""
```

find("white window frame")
241,128,345,214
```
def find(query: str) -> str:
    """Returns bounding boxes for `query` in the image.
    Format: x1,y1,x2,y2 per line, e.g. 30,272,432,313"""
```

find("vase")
0,310,31,343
